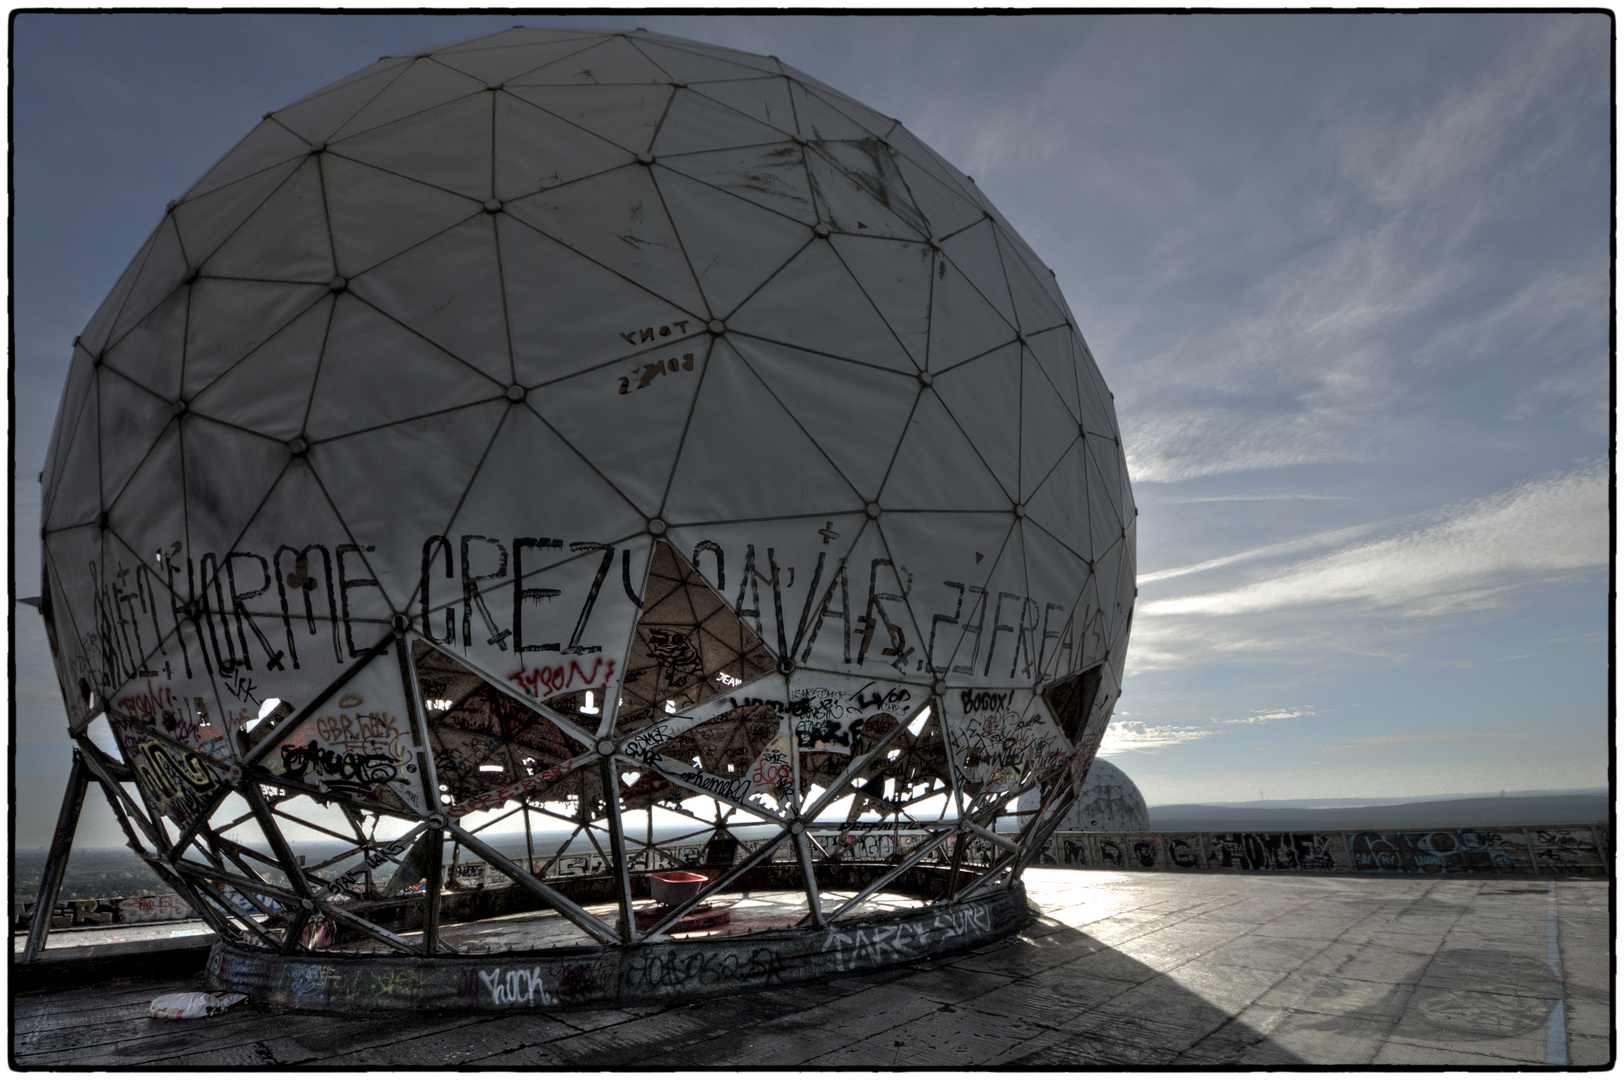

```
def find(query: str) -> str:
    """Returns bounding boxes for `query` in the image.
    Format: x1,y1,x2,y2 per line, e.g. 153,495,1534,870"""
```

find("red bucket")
647,871,708,906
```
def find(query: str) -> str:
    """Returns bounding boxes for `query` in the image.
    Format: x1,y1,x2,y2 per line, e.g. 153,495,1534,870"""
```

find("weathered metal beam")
23,753,90,963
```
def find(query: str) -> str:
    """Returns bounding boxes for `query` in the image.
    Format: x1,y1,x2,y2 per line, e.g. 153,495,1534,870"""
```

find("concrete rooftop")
11,869,1610,1068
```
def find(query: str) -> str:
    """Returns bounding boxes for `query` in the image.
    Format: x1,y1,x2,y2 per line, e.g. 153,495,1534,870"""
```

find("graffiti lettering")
507,657,615,700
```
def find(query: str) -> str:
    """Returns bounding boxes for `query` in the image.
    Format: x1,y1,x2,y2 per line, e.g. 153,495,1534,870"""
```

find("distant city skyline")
12,12,1610,847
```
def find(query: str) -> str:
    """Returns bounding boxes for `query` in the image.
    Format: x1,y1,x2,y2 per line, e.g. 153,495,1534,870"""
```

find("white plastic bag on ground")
149,992,246,1019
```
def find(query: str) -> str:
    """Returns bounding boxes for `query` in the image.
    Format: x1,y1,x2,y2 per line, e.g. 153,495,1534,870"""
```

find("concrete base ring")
206,885,1029,1011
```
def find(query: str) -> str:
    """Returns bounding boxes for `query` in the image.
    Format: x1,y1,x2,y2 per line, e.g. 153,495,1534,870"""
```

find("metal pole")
523,801,535,873
598,757,637,942
23,753,90,963
422,825,445,955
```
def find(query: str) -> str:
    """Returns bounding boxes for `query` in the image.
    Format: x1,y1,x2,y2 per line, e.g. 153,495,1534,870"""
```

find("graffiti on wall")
1208,833,1339,872
1347,830,1520,874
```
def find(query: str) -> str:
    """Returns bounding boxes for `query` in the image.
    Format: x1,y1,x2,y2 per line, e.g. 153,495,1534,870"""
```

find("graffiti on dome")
272,695,416,806
111,717,226,826
506,657,616,701
949,690,1068,796
618,352,696,395
59,522,1116,726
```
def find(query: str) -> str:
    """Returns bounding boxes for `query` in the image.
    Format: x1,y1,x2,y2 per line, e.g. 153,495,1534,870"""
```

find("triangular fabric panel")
102,288,187,405
662,338,861,525
183,280,328,400
660,513,868,673
1023,439,1094,563
995,227,1069,336
792,519,928,682
654,167,812,320
728,241,917,374
435,39,606,85
731,336,917,502
928,256,1018,372
265,654,432,816
805,142,929,241
180,416,292,557
222,455,382,626
330,93,494,201
656,143,814,224
349,215,513,385
1075,350,1122,439
496,214,704,387
79,223,161,359
328,59,487,143
182,119,319,202
493,92,634,203
789,82,874,143
303,295,499,441
1026,327,1084,427
44,389,102,534
43,347,99,502
304,400,507,609
502,83,673,156
1083,441,1128,562
43,525,109,684
1020,349,1084,504
891,154,985,242
322,155,482,280
652,88,792,158
885,125,979,213
188,296,333,442
271,64,408,146
827,235,933,369
104,425,187,573
443,403,647,555
526,334,712,519
939,218,1017,329
506,36,669,86
631,34,783,76
109,216,191,347
630,40,778,85
687,77,798,135
1018,522,1095,682
502,164,706,316
938,518,1030,686
797,81,896,142
172,157,306,273
430,405,648,681
200,157,335,284
879,389,1011,512
875,510,1017,680
98,366,177,510
931,343,1023,499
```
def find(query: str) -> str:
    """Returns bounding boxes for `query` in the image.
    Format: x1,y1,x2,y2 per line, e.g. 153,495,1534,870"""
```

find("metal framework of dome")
33,25,1136,1008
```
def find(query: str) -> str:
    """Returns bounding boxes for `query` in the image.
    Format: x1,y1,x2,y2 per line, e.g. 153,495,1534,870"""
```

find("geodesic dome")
1015,759,1150,833
38,25,1134,1004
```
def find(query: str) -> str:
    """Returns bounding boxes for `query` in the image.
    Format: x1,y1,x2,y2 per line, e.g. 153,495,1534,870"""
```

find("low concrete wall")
1030,823,1611,875
206,885,1029,1011
21,822,1608,937
14,892,195,932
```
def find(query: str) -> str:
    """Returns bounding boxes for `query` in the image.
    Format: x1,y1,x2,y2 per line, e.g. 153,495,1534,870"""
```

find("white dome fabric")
39,26,1134,952
1017,759,1151,833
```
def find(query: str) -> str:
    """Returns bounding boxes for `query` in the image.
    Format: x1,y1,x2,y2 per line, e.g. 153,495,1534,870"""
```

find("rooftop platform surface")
12,870,1610,1068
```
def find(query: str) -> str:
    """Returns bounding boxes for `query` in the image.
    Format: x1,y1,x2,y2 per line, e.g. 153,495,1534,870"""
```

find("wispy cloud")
1099,706,1313,754
1142,462,1606,620
1138,521,1380,585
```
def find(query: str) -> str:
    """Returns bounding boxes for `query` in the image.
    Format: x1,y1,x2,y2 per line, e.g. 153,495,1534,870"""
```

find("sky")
11,11,1612,848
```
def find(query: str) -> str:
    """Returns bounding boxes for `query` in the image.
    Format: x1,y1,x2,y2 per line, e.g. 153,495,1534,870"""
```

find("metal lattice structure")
34,26,1135,999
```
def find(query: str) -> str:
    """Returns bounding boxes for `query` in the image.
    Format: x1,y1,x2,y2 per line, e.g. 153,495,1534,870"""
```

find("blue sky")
12,12,1611,847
